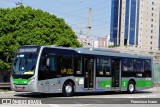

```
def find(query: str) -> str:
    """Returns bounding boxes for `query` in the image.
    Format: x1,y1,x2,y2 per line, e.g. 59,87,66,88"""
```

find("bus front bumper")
11,84,36,92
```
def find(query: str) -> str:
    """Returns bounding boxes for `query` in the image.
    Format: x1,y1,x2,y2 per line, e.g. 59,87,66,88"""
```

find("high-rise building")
110,0,160,50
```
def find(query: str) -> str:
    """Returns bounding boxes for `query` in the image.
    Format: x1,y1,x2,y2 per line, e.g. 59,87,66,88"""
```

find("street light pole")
87,8,92,46
15,0,23,6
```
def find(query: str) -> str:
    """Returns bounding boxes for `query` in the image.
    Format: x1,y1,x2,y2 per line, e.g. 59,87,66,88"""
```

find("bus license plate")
17,87,23,91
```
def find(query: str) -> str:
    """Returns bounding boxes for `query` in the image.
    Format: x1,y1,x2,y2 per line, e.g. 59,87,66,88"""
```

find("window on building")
152,13,154,16
151,24,153,27
151,36,153,39
152,2,154,5
151,19,153,22
152,7,154,10
151,30,153,33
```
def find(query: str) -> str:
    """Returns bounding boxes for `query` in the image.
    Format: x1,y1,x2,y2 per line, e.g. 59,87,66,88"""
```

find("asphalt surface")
0,87,159,106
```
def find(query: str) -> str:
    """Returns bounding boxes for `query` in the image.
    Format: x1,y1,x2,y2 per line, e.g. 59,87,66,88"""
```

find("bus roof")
74,47,152,59
21,45,152,59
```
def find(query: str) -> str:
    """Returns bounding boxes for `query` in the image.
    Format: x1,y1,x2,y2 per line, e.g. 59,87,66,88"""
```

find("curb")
0,91,15,94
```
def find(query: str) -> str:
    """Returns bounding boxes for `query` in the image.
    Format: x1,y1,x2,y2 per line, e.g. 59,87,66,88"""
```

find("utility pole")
86,8,92,46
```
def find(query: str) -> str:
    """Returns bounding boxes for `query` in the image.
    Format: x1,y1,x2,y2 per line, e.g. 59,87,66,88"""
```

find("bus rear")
10,46,40,92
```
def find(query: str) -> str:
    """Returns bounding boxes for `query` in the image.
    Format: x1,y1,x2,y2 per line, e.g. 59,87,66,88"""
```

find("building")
110,0,160,51
110,0,160,84
97,37,108,48
78,34,110,48
78,34,95,47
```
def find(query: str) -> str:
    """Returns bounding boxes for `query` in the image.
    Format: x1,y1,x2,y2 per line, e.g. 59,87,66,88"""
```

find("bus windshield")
12,53,38,75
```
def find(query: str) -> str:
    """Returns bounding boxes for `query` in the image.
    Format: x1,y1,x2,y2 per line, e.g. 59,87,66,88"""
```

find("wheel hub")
65,85,72,93
129,84,134,92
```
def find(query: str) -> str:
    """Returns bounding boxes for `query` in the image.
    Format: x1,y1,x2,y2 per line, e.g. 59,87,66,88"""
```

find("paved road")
0,87,160,107
1,87,160,98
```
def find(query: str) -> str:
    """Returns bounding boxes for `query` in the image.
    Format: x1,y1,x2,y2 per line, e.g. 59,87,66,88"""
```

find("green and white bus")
11,45,153,96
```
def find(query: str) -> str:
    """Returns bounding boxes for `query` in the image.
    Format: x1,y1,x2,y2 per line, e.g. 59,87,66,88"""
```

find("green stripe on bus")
99,80,152,88
121,80,152,88
11,77,31,85
121,80,128,88
136,80,152,87
99,80,111,88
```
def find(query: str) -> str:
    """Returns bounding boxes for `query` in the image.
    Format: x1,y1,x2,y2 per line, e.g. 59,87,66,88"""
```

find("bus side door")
84,57,95,89
111,59,121,89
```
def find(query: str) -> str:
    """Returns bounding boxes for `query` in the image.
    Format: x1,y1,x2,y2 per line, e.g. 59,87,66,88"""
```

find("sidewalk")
0,88,15,94
0,90,15,94
153,83,160,87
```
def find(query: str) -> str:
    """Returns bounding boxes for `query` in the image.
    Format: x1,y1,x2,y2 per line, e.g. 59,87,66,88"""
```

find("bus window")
134,59,144,72
121,58,128,71
96,58,103,76
74,56,82,75
40,54,57,73
39,55,46,71
144,60,151,72
102,59,111,75
47,55,56,72
38,53,57,80
60,55,73,75
127,59,133,71
96,58,111,76
121,58,133,72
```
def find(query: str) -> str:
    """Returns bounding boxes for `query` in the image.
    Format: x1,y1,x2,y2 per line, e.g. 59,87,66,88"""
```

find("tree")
0,5,81,71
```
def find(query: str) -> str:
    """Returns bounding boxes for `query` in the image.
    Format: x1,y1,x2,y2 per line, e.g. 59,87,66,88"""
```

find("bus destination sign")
18,48,38,53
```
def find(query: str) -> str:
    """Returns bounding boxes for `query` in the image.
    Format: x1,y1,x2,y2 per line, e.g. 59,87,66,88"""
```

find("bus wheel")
63,81,74,97
127,81,135,94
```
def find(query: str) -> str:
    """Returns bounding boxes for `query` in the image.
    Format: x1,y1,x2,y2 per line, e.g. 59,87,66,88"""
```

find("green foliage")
0,5,81,71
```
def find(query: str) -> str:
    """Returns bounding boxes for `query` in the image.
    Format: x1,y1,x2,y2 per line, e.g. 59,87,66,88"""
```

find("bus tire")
127,81,135,94
62,81,74,97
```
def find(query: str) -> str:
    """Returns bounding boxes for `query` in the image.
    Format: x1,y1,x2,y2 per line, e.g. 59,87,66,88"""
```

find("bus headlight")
28,77,35,85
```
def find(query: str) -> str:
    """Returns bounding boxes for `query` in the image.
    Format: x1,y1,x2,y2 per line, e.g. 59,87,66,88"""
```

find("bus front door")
111,59,121,89
84,57,94,89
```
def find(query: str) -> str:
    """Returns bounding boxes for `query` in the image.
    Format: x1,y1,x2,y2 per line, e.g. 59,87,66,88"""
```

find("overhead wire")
55,0,111,16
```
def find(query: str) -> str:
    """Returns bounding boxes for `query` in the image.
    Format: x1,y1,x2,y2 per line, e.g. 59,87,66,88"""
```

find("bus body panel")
95,77,112,91
37,76,85,93
37,78,62,93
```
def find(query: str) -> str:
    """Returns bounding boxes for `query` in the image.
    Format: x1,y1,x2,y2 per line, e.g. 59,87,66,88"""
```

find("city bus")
11,45,153,96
